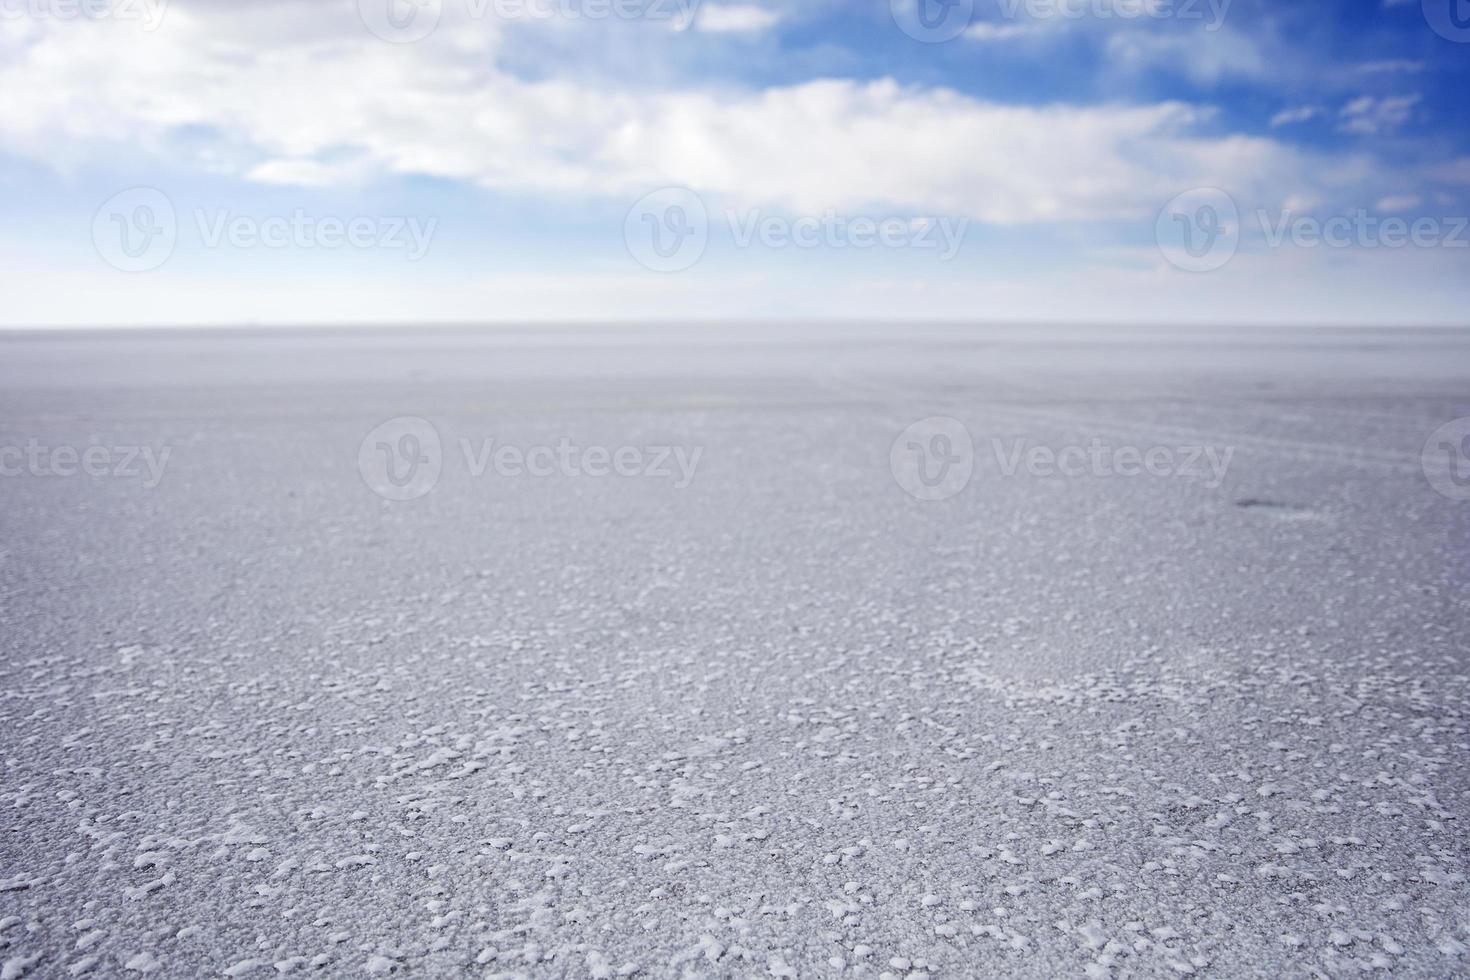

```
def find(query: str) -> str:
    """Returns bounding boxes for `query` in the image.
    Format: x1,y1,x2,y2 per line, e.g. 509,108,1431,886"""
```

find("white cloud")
1270,106,1321,127
963,22,1043,42
1279,193,1321,212
0,7,1366,228
1375,194,1422,211
1429,157,1470,185
245,158,367,187
1338,94,1421,135
1356,59,1425,74
1104,27,1267,85
693,3,781,33
0,1,1463,329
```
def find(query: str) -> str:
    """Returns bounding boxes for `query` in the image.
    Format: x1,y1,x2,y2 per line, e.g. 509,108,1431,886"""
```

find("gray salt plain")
0,323,1467,978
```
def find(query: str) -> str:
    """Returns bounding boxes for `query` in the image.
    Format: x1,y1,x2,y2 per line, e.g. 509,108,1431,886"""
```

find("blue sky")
0,0,1467,326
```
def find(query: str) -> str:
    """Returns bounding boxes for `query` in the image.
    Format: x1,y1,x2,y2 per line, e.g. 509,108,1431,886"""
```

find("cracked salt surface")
0,325,1467,977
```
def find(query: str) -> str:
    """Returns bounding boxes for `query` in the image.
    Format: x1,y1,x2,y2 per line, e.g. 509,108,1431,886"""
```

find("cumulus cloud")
1338,94,1421,135
245,158,371,187
964,22,1046,42
1103,27,1268,85
0,2,1387,225
692,3,781,33
1270,106,1322,127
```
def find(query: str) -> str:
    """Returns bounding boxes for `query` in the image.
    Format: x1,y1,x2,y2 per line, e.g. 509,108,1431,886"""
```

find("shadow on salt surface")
1233,498,1334,523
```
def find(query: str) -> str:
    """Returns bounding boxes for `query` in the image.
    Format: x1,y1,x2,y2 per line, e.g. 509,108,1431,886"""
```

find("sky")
0,0,1467,327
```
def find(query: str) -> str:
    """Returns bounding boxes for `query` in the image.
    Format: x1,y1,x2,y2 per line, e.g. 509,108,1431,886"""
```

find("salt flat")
0,324,1467,978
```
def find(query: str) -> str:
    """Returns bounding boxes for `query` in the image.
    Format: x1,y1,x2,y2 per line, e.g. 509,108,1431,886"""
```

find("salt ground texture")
1,324,1467,978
